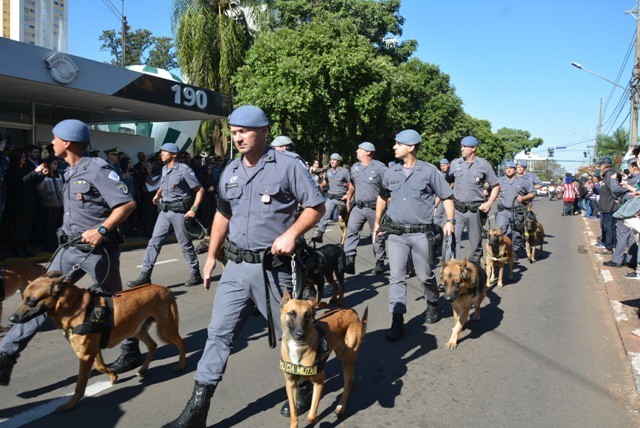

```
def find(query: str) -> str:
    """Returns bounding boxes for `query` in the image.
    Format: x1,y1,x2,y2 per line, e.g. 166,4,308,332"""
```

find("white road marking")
601,269,613,282
136,259,179,268
0,381,113,427
629,352,640,394
611,300,629,322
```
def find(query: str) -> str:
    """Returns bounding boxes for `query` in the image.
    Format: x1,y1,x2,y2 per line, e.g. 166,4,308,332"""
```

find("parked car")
537,181,550,197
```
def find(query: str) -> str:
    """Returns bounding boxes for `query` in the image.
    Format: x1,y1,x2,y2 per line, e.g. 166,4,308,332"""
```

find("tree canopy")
99,23,178,70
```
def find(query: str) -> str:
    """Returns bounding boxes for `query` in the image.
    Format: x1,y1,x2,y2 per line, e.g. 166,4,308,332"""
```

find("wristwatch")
97,225,109,237
190,204,199,213
446,218,456,225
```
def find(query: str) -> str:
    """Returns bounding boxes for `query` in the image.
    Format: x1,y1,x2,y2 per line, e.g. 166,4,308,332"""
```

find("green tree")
495,127,543,160
537,159,565,181
596,128,628,167
147,36,179,70
99,23,178,70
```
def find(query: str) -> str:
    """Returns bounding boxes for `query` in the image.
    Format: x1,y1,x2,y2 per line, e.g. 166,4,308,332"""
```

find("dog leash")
45,236,111,288
262,249,278,349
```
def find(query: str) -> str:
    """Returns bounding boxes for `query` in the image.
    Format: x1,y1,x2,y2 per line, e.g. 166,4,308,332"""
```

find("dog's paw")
174,363,185,372
335,405,345,417
55,400,76,413
445,341,458,349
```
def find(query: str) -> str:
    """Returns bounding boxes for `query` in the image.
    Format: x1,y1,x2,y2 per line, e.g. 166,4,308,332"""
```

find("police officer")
163,106,325,427
343,142,387,274
271,135,294,152
447,136,500,262
373,129,455,342
516,160,542,191
434,158,451,225
311,153,350,243
0,119,137,386
495,161,536,254
128,143,205,288
104,147,123,178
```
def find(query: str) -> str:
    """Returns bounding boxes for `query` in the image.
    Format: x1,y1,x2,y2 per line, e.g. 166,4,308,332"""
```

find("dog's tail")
360,306,369,335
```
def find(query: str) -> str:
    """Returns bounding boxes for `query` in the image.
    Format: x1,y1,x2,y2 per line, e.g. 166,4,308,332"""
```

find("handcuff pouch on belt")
224,239,288,267
327,193,345,200
454,201,482,213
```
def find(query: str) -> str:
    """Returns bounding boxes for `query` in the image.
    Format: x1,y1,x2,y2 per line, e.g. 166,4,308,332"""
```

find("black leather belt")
355,200,376,209
454,201,482,213
327,193,345,200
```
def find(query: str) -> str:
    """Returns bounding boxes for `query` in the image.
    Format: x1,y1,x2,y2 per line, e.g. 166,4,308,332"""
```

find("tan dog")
441,259,488,349
280,291,367,427
485,228,514,288
0,262,44,332
524,207,544,263
9,271,186,413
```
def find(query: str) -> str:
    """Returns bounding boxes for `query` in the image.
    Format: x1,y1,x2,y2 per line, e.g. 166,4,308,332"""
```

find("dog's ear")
461,260,473,281
282,289,292,307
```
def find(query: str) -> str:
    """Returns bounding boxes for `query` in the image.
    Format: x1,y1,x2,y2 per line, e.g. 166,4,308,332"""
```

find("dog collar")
280,324,331,376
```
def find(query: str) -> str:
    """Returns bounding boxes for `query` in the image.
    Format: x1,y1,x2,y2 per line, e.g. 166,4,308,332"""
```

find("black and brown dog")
299,240,346,307
280,291,367,427
0,261,44,332
441,259,488,349
9,271,186,412
523,206,544,263
485,228,514,288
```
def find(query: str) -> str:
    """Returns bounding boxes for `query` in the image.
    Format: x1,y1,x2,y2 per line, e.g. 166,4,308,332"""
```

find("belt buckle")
403,225,412,234
243,252,252,263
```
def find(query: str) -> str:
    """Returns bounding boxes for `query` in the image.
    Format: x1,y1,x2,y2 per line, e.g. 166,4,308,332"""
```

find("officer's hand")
271,232,296,255
82,229,104,247
152,195,160,205
184,210,196,220
479,202,491,213
203,257,217,291
443,222,455,236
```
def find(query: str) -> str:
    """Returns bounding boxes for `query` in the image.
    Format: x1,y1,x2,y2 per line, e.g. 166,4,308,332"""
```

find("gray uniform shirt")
381,160,454,224
63,156,133,236
326,166,350,196
160,162,201,202
448,157,499,203
218,148,325,250
497,175,536,207
350,160,386,202
520,171,542,187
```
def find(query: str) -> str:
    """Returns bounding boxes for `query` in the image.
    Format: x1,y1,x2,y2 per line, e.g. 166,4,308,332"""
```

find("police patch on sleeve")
116,183,128,194
108,171,120,181
189,170,195,176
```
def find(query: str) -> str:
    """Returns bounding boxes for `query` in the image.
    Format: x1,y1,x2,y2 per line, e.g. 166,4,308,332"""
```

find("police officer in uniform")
447,136,500,262
343,142,387,274
516,160,542,191
311,153,350,243
0,119,137,385
128,143,205,288
104,147,123,178
271,135,294,152
495,161,536,254
373,129,455,342
434,158,451,225
163,106,325,428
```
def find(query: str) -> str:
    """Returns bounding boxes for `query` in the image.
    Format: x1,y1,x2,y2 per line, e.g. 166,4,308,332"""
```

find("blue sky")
69,1,637,173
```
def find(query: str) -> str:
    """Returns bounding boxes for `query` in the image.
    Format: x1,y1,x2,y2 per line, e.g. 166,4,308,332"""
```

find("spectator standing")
35,157,64,251
597,157,617,252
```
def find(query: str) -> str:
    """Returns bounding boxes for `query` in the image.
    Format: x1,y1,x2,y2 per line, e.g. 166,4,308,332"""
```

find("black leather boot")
425,301,440,324
0,352,17,386
385,313,404,342
310,231,323,243
374,260,386,274
108,338,143,374
162,381,216,428
345,256,355,274
184,272,204,287
280,379,313,417
127,271,151,288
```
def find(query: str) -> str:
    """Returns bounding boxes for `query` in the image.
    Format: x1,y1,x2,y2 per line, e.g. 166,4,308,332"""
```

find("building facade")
2,0,67,52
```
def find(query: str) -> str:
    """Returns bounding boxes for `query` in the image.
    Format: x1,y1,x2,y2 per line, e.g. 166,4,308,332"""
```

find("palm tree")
596,128,628,166
171,0,271,155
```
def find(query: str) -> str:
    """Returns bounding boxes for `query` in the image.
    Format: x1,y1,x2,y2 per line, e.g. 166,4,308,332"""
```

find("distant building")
1,0,67,52
514,151,547,172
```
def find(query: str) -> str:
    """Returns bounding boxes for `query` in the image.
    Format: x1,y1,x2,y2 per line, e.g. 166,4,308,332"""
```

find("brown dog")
441,259,488,349
0,262,44,332
9,271,186,413
485,228,514,288
524,207,544,263
280,291,367,427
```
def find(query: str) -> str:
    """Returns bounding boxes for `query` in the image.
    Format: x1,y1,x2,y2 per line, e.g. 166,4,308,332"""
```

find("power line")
100,0,122,20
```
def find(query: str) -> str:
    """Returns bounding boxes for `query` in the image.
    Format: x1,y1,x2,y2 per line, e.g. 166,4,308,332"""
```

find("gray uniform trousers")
142,210,199,274
612,218,635,265
0,245,122,356
316,198,344,233
454,209,484,262
387,232,438,314
495,210,524,252
344,206,385,260
195,260,291,385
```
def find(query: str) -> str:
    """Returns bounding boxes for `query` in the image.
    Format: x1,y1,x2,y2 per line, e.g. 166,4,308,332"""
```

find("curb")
583,216,640,394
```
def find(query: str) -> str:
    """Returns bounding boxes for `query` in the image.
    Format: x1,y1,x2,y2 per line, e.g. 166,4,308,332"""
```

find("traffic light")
548,147,554,157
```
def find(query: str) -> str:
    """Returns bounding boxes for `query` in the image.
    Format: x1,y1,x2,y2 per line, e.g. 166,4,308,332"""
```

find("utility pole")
629,0,640,149
121,0,126,68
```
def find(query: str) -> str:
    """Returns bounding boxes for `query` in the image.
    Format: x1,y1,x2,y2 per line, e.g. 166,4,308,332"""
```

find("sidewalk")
584,216,640,394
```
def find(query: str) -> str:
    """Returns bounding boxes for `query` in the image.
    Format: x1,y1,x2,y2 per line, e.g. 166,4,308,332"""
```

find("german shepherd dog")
280,291,368,427
485,228,514,288
440,259,488,349
523,206,544,263
194,235,228,266
9,272,186,412
299,240,346,307
0,262,44,332
337,204,349,245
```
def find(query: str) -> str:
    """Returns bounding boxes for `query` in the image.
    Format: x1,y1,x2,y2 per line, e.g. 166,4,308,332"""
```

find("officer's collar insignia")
116,183,128,194
108,171,120,181
265,154,274,161
230,176,238,183
73,180,87,184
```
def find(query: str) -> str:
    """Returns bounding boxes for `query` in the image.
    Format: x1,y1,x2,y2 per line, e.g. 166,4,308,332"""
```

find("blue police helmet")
599,156,613,165
517,160,527,168
229,105,270,127
395,129,422,145
160,143,180,154
439,158,449,165
271,136,293,147
330,153,342,161
461,136,479,147
52,119,90,142
358,142,376,152
505,161,517,168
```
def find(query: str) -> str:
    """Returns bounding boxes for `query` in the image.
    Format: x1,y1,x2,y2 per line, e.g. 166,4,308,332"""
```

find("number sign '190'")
171,84,208,109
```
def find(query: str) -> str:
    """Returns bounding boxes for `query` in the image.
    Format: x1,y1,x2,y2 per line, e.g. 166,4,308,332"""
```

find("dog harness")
68,295,114,349
279,324,331,376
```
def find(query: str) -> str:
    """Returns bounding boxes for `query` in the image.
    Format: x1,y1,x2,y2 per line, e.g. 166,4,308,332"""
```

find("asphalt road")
1,198,639,427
